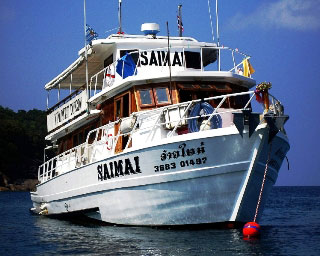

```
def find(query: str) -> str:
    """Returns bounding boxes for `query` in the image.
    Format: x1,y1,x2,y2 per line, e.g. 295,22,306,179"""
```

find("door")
114,92,130,153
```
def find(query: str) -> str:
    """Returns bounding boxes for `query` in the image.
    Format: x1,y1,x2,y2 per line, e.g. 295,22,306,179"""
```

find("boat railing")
38,90,283,183
38,142,87,183
87,46,252,98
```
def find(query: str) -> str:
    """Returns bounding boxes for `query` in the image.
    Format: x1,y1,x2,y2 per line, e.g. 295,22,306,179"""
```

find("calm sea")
0,187,319,256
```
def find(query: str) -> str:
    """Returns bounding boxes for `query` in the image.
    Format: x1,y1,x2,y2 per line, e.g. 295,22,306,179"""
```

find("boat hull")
31,126,289,226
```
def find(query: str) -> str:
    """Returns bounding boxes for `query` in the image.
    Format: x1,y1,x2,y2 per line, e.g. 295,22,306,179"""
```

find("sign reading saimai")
139,50,184,67
47,90,87,132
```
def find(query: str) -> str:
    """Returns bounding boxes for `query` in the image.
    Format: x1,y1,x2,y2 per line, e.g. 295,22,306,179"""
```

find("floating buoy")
243,222,260,237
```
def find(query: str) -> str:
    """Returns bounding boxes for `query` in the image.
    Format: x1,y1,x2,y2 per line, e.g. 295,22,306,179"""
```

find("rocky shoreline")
0,179,38,192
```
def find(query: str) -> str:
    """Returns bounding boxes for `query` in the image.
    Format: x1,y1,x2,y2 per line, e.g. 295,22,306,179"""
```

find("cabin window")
137,86,171,109
114,92,131,120
122,93,129,117
139,89,154,106
184,51,201,69
202,48,218,67
177,83,232,108
155,88,170,103
115,99,121,119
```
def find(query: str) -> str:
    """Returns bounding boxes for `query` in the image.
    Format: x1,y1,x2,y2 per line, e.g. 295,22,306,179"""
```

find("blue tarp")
116,53,137,79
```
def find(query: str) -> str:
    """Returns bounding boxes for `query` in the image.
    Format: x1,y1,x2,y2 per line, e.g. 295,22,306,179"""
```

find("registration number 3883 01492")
154,157,207,172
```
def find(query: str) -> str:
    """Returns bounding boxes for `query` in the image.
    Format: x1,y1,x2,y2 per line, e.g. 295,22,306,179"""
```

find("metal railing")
38,90,283,183
87,46,252,98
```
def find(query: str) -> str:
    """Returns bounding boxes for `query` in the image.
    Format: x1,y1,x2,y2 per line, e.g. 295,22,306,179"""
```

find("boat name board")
139,50,184,67
97,156,141,181
47,90,87,132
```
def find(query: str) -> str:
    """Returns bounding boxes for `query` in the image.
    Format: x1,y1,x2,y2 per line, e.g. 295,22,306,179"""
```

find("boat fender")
188,102,222,133
120,116,137,134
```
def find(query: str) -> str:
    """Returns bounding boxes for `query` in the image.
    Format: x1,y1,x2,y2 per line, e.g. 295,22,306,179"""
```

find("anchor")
233,109,260,138
264,114,289,143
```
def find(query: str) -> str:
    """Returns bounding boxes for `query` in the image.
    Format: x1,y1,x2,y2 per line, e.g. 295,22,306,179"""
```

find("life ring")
188,102,222,133
106,134,113,150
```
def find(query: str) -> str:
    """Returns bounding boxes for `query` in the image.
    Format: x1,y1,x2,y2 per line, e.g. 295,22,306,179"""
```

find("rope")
188,102,222,132
253,142,273,222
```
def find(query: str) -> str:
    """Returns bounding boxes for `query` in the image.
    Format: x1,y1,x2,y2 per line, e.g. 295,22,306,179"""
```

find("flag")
86,24,98,43
116,53,137,79
177,15,184,31
243,58,255,77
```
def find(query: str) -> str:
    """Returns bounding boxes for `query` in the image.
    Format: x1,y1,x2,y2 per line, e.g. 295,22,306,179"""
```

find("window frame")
137,88,156,108
153,87,172,106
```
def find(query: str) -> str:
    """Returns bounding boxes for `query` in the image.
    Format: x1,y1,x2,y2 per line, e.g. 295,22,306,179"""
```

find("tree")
0,106,47,184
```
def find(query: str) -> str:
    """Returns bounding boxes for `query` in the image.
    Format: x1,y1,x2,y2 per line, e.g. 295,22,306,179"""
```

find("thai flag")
177,15,184,31
86,24,98,43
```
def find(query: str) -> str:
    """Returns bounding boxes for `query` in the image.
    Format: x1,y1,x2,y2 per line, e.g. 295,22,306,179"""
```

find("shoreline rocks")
0,179,38,192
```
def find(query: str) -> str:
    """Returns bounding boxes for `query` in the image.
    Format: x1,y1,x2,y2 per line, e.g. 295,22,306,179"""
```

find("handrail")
86,46,252,99
47,85,85,114
39,90,284,184
46,45,252,113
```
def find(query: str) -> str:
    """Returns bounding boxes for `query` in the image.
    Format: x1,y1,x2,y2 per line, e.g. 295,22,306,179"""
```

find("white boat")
30,4,290,226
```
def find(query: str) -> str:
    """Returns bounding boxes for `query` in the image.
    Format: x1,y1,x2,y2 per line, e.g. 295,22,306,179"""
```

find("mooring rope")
253,142,273,222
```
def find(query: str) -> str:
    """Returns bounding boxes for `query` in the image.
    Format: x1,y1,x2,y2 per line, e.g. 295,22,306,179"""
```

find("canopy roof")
44,34,216,90
45,52,103,90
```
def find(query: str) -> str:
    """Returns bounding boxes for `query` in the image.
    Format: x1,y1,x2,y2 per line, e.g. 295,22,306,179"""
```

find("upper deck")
44,33,256,141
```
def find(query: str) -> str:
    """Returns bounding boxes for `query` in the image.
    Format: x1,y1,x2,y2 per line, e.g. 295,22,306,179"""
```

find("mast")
83,0,90,110
118,0,123,34
216,0,221,71
178,4,183,37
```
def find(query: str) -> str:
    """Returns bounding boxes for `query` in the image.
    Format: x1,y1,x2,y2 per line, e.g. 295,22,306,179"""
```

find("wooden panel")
101,98,114,125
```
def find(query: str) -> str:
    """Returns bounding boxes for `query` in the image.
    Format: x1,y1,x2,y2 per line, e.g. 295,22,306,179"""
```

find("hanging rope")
253,142,273,222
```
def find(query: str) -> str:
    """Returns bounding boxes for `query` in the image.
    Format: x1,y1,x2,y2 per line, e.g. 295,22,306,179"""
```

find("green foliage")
0,106,47,183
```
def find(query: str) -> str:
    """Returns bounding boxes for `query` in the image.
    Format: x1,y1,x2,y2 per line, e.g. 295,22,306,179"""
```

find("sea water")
0,187,319,256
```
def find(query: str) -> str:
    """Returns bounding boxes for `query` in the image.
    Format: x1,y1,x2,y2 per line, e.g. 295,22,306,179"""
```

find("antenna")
178,4,183,37
216,0,221,71
166,22,172,95
207,0,215,42
215,0,220,47
83,0,89,111
118,0,123,34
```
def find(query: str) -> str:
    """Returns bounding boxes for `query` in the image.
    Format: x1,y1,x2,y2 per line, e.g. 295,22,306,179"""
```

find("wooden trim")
172,82,179,104
133,86,140,111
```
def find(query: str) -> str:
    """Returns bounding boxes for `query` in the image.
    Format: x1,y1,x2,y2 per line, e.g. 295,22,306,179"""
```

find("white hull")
31,125,289,226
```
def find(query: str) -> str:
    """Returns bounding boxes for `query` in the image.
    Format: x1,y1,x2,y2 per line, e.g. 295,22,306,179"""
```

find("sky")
0,0,319,186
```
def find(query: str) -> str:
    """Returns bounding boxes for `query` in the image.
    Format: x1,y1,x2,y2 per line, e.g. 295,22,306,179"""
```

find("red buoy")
243,222,261,237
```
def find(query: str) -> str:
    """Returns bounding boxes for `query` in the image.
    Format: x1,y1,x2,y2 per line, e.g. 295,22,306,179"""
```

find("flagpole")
118,0,122,34
178,4,183,37
84,0,89,111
